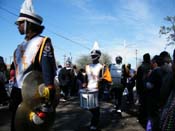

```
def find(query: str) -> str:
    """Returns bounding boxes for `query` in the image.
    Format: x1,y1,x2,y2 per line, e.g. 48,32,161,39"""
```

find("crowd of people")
0,0,175,131
1,48,175,131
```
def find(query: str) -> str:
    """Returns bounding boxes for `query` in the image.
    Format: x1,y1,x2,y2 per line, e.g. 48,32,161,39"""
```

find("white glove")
29,112,45,125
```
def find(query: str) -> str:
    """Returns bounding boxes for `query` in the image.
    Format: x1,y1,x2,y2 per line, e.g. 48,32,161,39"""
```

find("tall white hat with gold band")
15,0,43,26
90,41,101,56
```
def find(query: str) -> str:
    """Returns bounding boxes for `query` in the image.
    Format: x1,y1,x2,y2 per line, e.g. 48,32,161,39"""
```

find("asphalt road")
0,96,145,131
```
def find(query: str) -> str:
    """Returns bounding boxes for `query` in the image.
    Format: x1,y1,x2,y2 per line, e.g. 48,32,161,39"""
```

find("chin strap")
24,20,27,34
91,55,100,61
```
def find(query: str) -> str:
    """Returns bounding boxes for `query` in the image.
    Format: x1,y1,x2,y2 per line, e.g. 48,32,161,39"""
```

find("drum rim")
79,89,98,93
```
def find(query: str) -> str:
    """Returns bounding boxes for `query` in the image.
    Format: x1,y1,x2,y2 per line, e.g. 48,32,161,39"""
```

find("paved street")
0,96,145,131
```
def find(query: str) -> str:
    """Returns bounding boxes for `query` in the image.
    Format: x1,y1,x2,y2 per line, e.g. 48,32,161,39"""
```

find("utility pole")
122,40,136,64
9,56,12,64
69,52,72,63
5,57,7,64
135,49,138,69
63,54,66,66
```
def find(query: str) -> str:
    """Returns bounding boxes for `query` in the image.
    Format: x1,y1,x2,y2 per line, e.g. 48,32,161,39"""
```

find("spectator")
136,53,151,128
0,56,9,105
59,59,75,100
126,63,136,105
145,55,162,131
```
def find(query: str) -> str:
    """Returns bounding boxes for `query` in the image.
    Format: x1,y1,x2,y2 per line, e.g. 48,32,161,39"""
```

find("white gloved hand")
38,84,50,99
29,112,45,125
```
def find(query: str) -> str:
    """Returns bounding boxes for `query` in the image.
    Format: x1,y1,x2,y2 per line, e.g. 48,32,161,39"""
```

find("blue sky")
0,0,175,69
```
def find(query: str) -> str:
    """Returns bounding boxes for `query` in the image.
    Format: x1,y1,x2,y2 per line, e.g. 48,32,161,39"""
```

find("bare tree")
159,16,175,49
76,55,91,69
100,53,112,65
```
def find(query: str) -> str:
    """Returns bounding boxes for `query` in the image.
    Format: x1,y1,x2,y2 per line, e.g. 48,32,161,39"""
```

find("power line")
47,29,90,50
0,6,18,17
0,6,91,50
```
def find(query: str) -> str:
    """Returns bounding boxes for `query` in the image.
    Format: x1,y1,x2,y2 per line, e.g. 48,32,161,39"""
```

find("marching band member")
12,0,57,131
109,56,126,115
84,41,103,131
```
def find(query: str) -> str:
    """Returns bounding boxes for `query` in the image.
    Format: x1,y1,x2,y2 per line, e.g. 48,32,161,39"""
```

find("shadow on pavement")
0,96,145,131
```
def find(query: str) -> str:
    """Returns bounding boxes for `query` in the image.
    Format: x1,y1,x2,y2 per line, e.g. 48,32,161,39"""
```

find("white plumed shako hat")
90,41,101,56
15,0,43,26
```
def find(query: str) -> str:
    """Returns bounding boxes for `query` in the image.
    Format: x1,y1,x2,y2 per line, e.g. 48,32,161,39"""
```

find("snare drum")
79,89,98,109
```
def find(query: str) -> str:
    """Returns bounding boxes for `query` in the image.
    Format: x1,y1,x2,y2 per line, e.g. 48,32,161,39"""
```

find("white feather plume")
91,41,100,51
20,0,35,13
